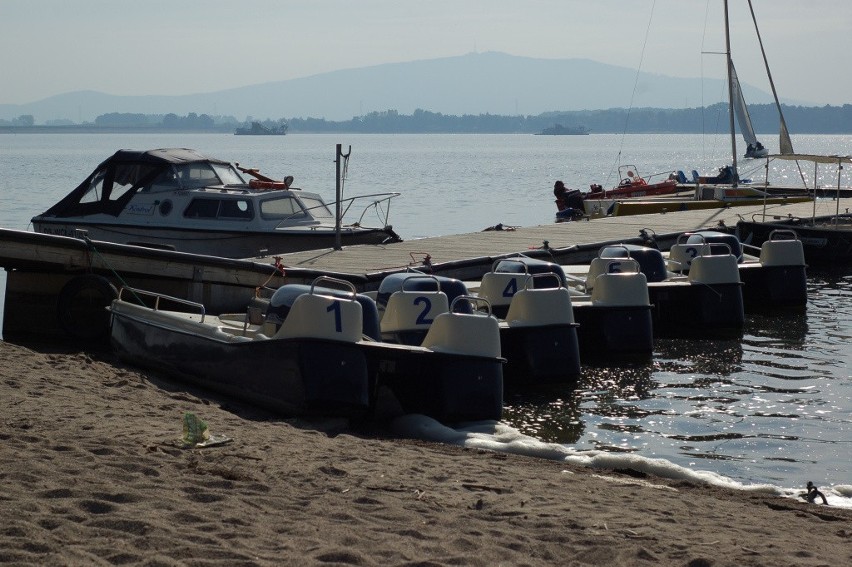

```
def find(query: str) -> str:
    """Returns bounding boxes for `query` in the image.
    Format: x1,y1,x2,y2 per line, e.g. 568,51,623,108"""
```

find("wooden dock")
262,198,836,283
0,197,844,341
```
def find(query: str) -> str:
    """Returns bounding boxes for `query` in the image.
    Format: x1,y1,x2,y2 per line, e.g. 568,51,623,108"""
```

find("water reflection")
500,270,851,486
503,362,655,445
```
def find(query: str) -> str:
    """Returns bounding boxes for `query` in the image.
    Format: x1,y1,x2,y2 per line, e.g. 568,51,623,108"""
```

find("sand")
1,340,850,567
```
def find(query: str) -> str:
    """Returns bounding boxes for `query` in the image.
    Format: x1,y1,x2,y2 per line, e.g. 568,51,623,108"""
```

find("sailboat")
732,1,852,263
604,1,813,217
722,0,795,182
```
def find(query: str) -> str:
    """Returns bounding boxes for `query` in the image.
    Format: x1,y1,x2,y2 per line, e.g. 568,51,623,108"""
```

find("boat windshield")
167,162,246,189
259,195,308,220
297,196,334,220
212,163,246,185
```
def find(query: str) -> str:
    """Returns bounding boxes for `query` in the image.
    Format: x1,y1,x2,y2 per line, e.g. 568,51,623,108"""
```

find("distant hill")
0,51,795,124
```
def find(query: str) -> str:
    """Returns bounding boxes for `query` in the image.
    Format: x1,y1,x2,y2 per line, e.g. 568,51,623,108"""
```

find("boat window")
173,163,221,188
112,163,160,200
211,163,246,185
297,196,334,220
259,196,307,219
143,169,180,193
183,199,221,219
79,169,107,203
183,198,254,220
218,199,253,219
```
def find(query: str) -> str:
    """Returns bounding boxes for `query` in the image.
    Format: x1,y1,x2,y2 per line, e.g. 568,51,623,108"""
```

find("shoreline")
2,339,851,566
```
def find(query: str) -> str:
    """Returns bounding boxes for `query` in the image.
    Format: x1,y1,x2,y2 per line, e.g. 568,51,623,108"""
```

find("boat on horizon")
535,124,590,136
235,120,288,135
30,148,402,258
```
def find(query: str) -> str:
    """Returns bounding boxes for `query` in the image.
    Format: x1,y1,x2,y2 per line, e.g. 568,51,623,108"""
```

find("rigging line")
610,0,657,185
746,0,805,185
700,0,711,163
699,0,728,171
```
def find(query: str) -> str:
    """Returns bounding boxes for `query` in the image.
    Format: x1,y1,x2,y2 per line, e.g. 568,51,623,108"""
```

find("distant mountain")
0,51,797,123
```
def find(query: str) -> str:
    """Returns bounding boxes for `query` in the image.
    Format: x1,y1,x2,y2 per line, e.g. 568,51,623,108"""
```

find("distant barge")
535,124,590,136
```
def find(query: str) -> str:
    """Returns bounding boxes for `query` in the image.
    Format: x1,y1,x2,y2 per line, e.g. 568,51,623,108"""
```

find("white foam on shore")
391,414,852,509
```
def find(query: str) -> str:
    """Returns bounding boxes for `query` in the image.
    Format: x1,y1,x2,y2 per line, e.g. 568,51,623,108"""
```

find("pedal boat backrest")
275,276,363,342
380,275,450,344
586,245,643,292
687,243,741,285
504,272,575,327
667,232,712,274
477,259,530,319
590,260,650,307
760,229,806,267
420,296,501,358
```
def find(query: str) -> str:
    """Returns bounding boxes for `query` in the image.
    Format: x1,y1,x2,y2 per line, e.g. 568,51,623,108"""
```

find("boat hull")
572,304,654,361
109,307,372,418
611,196,811,217
738,263,807,310
32,220,399,258
737,217,852,265
648,281,745,338
594,179,679,200
499,324,581,386
367,343,504,422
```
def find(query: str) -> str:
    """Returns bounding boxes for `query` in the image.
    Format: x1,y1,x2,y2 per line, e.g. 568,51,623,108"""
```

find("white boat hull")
32,219,398,258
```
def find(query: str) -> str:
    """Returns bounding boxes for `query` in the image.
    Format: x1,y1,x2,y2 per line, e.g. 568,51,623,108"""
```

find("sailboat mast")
724,0,739,186
747,0,794,155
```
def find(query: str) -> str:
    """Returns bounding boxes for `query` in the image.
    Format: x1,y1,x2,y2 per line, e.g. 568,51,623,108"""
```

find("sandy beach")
2,339,850,566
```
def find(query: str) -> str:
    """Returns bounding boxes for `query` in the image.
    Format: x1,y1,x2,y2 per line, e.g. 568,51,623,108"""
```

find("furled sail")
779,116,794,155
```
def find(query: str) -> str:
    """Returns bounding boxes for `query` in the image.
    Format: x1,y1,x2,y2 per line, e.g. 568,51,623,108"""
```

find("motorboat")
31,148,402,258
554,166,681,222
605,184,811,217
593,165,680,200
108,276,504,423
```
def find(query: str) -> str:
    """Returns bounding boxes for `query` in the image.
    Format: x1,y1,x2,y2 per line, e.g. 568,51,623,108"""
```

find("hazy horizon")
2,0,850,107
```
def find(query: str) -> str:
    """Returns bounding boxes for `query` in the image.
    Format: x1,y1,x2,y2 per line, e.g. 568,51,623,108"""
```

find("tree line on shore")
2,103,851,133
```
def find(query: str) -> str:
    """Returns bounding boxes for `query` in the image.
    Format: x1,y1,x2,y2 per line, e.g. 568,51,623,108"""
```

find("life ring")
57,274,118,342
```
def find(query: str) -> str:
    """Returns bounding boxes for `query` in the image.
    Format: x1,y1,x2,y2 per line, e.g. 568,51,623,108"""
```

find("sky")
1,0,850,107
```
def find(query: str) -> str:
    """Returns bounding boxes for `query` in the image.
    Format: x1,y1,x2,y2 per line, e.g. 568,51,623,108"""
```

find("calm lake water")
2,133,851,505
